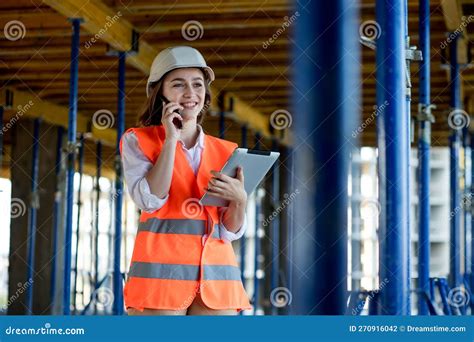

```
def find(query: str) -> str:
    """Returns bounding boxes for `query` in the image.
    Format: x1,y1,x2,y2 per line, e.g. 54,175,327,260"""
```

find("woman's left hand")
206,167,247,205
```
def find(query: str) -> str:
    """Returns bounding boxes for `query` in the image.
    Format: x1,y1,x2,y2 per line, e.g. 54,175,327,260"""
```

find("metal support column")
239,124,247,316
449,35,462,289
290,0,357,314
50,126,64,312
72,133,84,313
253,132,262,315
93,140,102,314
471,136,474,312
417,0,434,315
376,0,410,315
113,51,126,315
25,118,41,315
63,18,81,315
463,129,471,286
270,138,280,315
219,106,225,139
403,0,412,315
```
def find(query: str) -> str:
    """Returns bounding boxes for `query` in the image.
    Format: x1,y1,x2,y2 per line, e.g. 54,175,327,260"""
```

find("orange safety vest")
119,125,251,312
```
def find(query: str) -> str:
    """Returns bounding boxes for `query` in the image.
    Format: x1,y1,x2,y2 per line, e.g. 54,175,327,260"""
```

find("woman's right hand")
161,101,184,141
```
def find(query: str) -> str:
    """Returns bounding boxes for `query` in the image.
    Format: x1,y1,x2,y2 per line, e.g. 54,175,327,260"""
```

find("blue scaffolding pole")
463,128,471,287
403,0,412,316
63,18,81,315
94,140,102,314
72,133,84,314
25,118,41,315
239,124,247,315
376,0,410,315
270,138,280,315
285,146,295,316
113,51,126,315
50,126,64,312
449,35,462,289
290,0,357,314
417,0,434,315
471,136,474,312
253,132,261,315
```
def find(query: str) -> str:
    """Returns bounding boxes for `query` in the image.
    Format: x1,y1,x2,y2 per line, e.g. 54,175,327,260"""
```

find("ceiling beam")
0,88,116,146
43,0,290,146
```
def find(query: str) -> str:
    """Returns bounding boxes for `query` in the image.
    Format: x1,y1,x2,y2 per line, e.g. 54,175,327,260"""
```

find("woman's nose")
183,84,195,97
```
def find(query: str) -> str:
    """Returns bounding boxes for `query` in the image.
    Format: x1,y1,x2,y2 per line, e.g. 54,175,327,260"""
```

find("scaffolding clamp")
417,103,436,123
29,190,40,209
462,192,472,212
406,46,423,62
64,140,81,155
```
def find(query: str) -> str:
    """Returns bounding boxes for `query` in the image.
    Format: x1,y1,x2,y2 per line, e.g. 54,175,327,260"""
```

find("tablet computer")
200,148,280,207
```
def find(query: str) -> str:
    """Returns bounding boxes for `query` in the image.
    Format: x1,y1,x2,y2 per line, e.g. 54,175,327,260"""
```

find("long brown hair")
136,68,212,127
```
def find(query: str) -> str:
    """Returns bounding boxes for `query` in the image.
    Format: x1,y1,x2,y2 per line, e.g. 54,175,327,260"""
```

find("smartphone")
159,94,183,129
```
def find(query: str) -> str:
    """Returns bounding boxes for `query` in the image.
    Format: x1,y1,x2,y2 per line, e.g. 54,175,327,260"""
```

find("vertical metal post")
63,18,81,315
253,132,261,315
270,138,280,315
113,51,126,315
219,107,225,139
72,133,84,313
50,126,64,312
351,148,362,291
471,136,474,312
25,118,41,314
463,129,471,285
403,0,412,316
240,124,248,284
94,140,102,314
376,0,410,315
291,0,357,314
417,0,432,315
239,124,247,316
286,146,295,315
449,35,461,289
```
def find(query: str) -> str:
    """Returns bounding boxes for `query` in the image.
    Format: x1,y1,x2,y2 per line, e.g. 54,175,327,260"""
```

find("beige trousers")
127,291,238,316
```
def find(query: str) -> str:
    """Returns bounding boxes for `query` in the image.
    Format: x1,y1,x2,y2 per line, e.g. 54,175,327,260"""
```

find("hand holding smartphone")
159,94,183,130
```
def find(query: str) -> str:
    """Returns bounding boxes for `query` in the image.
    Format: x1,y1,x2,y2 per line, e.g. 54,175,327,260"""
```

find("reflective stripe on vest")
138,218,220,239
129,261,242,281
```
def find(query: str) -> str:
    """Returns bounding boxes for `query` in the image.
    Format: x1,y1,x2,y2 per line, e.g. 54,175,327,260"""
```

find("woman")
120,46,252,315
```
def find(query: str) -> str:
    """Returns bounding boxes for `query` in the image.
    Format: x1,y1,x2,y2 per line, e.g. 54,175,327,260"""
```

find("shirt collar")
178,124,205,149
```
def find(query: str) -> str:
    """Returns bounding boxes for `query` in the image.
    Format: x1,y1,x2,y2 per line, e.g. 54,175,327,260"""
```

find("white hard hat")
146,46,215,97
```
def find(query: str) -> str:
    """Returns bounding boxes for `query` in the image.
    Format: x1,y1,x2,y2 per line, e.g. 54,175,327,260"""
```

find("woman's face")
162,68,206,123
